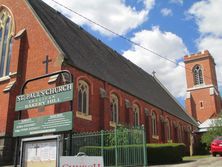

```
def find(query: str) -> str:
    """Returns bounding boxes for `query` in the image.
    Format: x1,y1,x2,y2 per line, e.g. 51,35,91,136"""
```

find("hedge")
147,143,186,164
79,145,145,166
79,143,185,165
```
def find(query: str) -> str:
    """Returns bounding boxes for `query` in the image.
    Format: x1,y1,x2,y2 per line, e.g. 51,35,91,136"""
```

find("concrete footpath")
150,156,222,167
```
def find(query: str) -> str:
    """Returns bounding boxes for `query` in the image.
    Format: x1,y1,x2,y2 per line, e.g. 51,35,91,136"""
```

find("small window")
133,104,140,126
78,80,89,114
110,94,119,123
166,118,171,141
193,65,204,85
200,101,204,109
178,125,181,142
152,112,157,136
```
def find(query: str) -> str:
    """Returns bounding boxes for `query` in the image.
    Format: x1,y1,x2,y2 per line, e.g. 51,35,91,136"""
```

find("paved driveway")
150,156,222,167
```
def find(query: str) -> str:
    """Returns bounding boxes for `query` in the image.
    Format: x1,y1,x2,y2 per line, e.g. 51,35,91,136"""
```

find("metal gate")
63,125,147,166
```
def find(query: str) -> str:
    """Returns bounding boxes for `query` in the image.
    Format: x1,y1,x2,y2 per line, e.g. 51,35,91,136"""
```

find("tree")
201,115,222,148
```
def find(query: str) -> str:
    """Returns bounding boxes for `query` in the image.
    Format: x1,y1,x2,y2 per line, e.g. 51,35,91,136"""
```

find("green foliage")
147,143,186,164
201,116,222,148
104,125,143,146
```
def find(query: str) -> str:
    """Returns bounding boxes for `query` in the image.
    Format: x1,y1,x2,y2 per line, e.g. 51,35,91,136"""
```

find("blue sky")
43,0,222,106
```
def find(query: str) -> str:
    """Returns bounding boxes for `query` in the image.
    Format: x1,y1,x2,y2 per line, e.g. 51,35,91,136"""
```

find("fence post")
142,125,147,166
66,135,70,156
101,130,104,157
115,127,118,167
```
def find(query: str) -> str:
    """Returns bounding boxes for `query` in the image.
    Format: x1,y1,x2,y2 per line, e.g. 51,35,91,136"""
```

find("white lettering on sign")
16,83,72,102
60,156,104,167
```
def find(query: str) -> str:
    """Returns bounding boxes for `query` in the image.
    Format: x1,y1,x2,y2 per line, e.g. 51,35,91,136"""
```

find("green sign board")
13,111,73,137
15,83,73,111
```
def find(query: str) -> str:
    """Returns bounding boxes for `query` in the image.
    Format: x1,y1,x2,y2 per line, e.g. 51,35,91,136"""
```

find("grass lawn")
183,155,210,161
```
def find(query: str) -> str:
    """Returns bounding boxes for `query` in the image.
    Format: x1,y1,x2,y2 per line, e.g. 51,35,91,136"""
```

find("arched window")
78,80,89,114
178,125,181,142
133,104,140,126
165,118,171,141
0,8,13,78
193,65,204,85
152,111,157,136
110,94,119,123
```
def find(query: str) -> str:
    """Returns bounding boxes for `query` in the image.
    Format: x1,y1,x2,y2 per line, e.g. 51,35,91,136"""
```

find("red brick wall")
186,88,220,122
63,64,194,144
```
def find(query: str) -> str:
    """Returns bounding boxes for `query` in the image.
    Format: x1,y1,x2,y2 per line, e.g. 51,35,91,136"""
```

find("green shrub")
79,143,185,165
147,143,186,164
79,145,145,166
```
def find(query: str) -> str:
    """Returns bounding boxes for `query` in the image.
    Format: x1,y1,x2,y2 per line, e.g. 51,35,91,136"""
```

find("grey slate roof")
27,0,197,126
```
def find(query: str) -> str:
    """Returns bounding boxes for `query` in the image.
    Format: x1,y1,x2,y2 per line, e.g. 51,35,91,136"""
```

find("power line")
49,0,222,85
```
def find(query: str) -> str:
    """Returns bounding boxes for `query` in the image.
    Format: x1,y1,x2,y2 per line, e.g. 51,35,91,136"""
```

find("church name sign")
13,111,73,137
15,83,73,111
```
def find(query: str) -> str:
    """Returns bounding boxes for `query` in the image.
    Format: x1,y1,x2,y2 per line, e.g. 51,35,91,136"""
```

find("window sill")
0,76,10,83
152,135,159,140
9,72,17,78
167,139,172,143
76,111,92,121
109,121,117,128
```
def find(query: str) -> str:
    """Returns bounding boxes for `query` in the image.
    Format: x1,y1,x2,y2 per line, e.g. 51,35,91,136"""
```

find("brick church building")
0,0,198,165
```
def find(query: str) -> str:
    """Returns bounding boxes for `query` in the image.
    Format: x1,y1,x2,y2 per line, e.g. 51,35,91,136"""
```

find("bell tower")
184,50,221,122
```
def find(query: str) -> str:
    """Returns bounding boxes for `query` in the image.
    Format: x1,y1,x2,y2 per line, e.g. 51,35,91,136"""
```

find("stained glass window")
0,9,13,78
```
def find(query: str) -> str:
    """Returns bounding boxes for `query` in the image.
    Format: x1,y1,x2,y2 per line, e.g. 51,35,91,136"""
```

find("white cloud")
123,27,188,98
170,0,183,5
189,0,222,36
43,0,155,36
189,0,222,88
161,8,173,17
197,36,222,86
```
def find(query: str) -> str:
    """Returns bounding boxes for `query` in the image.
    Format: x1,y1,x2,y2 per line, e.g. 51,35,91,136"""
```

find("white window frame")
78,80,89,115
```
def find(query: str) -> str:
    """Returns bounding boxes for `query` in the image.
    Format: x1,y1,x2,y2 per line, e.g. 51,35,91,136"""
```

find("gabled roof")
27,0,197,126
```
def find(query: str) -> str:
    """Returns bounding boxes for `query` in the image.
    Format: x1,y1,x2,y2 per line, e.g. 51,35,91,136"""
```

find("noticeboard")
13,111,73,137
15,83,73,111
20,136,60,167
